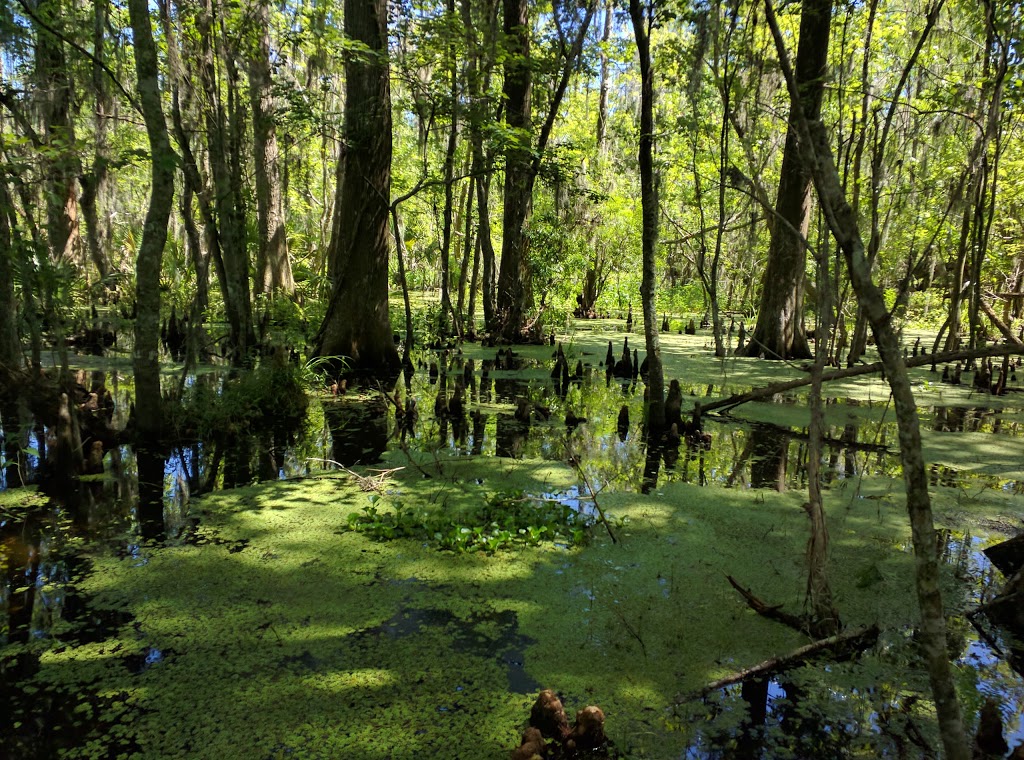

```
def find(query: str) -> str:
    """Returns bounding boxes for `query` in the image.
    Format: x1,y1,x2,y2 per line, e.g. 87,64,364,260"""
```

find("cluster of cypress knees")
511,689,612,759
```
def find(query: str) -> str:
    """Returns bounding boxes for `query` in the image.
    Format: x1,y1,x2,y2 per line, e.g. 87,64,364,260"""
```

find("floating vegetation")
345,489,592,553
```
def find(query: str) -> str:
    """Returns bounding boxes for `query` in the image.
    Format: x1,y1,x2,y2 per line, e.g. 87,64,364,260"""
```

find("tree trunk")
128,0,175,439
461,0,499,331
35,0,81,268
392,205,415,362
629,0,664,432
595,0,613,153
313,0,399,377
438,2,460,338
495,0,533,340
248,0,294,297
0,176,20,369
805,212,838,636
80,0,114,290
762,3,968,754
198,0,254,361
744,0,832,361
456,175,476,335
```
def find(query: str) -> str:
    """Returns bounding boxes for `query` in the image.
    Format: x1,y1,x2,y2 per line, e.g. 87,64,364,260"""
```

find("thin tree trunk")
392,205,415,363
198,0,254,361
439,2,460,338
805,216,838,636
595,0,612,153
80,0,114,290
629,0,664,431
248,0,294,297
456,174,476,335
0,176,20,369
762,3,968,755
128,0,175,439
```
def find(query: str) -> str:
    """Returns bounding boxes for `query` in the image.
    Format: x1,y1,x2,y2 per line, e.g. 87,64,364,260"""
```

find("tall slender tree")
128,0,175,438
248,0,295,297
629,0,664,432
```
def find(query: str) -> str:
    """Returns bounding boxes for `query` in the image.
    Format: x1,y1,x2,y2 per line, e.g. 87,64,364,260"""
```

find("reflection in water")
496,414,530,459
749,424,790,492
325,397,390,467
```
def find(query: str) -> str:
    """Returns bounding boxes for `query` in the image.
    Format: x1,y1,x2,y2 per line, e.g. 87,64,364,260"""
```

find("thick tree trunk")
248,0,294,297
35,0,80,268
629,0,664,432
495,0,533,341
762,2,968,754
128,0,175,439
313,0,399,377
745,0,832,361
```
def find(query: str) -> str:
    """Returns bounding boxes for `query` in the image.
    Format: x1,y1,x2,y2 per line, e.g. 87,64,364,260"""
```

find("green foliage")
346,490,591,553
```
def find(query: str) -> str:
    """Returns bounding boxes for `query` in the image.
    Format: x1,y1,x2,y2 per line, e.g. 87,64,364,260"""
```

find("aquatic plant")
346,489,591,553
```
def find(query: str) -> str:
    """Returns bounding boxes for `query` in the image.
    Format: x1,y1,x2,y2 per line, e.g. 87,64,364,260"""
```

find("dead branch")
676,624,880,703
727,575,807,633
979,298,1024,348
702,344,1024,415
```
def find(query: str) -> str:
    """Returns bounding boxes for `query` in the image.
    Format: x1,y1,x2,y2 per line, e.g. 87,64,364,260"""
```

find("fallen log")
700,344,1024,416
676,624,881,704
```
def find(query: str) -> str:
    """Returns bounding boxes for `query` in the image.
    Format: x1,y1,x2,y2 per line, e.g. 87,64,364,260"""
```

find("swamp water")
1,324,1023,758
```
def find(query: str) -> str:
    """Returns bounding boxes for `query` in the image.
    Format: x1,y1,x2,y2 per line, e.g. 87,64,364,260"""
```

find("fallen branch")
701,344,1024,415
727,575,807,633
676,624,880,704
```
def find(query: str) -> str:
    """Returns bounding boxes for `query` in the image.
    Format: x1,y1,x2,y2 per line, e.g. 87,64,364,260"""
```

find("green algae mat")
5,450,1022,758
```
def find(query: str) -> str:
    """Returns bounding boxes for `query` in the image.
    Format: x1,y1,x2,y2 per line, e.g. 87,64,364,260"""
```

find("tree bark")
80,0,114,290
744,0,832,361
313,0,399,377
128,0,175,439
461,0,499,330
495,0,595,340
